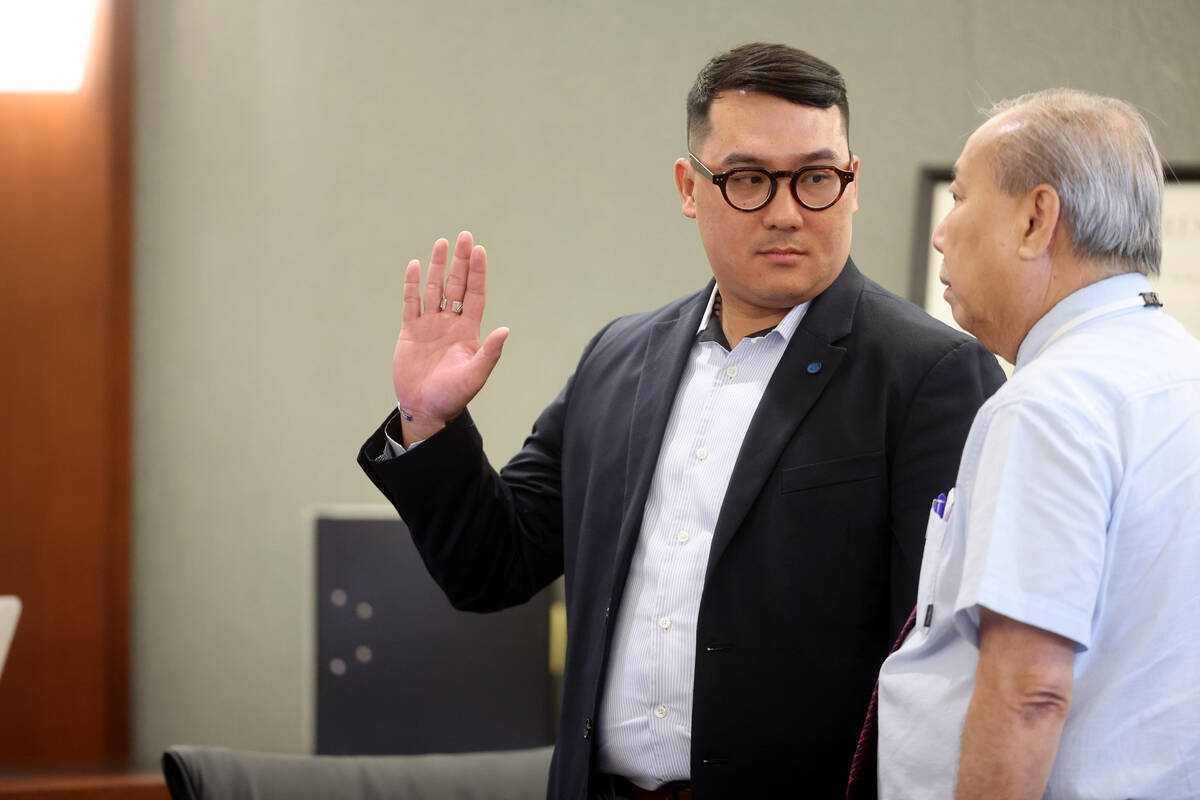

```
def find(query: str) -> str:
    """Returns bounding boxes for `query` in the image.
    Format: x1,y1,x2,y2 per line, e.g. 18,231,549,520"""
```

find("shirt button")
695,446,708,460
676,530,690,544
725,365,738,379
658,616,671,631
654,704,668,719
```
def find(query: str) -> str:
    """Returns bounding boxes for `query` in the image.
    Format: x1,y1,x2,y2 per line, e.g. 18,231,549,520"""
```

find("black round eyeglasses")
689,152,855,212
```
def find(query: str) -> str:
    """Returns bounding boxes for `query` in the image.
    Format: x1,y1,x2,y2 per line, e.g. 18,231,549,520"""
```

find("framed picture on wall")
910,166,1200,357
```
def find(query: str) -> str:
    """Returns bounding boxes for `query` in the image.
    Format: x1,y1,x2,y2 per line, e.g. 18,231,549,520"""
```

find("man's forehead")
954,123,1004,182
950,149,977,185
963,112,1025,162
704,93,849,157
717,146,844,167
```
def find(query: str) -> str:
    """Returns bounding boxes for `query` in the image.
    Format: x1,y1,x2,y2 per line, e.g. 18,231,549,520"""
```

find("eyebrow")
719,148,845,168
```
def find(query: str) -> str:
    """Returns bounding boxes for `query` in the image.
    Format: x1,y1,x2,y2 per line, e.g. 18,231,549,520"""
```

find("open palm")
392,231,508,441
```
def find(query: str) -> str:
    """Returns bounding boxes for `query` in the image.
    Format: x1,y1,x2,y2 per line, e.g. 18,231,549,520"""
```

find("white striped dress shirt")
595,288,809,788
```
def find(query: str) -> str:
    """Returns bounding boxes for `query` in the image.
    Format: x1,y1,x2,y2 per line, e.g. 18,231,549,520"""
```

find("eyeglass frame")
688,152,856,212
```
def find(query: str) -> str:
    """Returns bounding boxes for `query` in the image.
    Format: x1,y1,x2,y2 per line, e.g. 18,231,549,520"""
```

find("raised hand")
392,231,509,445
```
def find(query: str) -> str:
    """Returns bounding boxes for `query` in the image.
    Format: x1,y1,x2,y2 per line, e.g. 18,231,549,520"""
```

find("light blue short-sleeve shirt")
877,273,1200,799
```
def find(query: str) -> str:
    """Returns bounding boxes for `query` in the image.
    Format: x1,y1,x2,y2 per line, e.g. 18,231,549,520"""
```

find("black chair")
162,744,554,800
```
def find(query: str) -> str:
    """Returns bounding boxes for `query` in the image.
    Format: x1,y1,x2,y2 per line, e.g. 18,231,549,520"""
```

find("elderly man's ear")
1016,184,1062,261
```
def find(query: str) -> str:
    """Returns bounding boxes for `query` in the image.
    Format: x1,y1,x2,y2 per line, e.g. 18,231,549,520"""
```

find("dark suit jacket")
358,259,1005,799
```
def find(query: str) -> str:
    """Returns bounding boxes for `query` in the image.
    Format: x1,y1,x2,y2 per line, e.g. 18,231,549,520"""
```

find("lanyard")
1030,293,1161,361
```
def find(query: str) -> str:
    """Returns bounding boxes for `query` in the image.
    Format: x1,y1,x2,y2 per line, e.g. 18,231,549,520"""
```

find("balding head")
981,89,1163,277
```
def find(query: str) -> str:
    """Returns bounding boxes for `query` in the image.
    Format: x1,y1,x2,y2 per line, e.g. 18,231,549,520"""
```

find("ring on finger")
439,297,448,311
451,300,463,314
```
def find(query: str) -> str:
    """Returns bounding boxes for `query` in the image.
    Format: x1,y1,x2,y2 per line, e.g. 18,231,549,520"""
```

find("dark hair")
686,43,849,150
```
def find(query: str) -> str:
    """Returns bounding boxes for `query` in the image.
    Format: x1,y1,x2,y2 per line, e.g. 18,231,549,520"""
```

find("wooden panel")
0,0,131,766
0,772,167,800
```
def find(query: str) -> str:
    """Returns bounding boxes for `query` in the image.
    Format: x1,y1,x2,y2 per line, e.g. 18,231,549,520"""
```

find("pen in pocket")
931,492,947,519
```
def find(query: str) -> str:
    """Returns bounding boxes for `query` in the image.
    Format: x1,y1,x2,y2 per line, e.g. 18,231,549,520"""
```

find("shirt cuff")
376,404,425,460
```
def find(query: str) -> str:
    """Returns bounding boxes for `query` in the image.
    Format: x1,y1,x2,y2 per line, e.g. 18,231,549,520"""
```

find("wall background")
132,0,1200,759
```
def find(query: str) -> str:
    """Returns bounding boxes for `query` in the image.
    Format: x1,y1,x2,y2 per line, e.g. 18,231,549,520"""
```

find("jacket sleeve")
356,326,610,613
886,339,1005,637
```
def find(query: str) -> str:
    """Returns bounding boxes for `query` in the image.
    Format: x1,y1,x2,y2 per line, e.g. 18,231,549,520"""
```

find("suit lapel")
706,260,866,574
609,284,712,598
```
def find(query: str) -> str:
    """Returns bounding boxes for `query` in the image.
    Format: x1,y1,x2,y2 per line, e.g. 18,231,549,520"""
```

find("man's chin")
944,291,964,322
947,305,981,340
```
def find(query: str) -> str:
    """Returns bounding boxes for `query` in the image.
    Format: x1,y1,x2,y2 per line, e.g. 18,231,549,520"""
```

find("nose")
931,214,946,254
760,178,805,231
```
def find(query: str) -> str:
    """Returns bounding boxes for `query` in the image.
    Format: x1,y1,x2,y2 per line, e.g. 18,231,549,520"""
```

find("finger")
475,326,509,371
402,259,422,323
461,245,487,322
443,230,473,306
423,237,450,314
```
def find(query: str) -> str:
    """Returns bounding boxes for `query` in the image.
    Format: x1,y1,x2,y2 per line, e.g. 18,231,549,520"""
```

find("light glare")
0,0,101,93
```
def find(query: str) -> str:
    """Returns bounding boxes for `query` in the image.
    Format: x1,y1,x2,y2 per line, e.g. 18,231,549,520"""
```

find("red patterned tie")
845,605,918,798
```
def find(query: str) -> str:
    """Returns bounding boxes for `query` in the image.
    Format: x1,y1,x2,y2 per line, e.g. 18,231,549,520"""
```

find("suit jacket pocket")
780,451,885,493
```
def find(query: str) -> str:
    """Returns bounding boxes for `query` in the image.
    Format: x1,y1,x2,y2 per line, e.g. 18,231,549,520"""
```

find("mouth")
938,272,954,301
758,246,807,263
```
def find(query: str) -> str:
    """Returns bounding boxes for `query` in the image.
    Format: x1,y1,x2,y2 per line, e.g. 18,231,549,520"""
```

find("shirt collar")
1015,272,1154,370
696,285,810,348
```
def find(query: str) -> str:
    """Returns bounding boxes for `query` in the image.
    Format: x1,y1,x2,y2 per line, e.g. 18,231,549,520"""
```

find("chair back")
162,745,554,800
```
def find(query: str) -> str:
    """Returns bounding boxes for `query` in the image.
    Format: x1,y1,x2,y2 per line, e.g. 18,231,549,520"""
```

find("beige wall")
132,0,1200,758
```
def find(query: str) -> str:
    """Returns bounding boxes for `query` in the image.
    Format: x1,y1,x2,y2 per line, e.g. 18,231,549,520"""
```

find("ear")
1016,184,1061,260
675,157,697,219
847,154,860,214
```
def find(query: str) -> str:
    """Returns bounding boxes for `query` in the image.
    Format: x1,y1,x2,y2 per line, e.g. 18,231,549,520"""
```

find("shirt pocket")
915,488,955,632
779,450,885,493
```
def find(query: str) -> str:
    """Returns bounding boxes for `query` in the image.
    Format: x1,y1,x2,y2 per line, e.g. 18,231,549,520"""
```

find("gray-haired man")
875,90,1200,798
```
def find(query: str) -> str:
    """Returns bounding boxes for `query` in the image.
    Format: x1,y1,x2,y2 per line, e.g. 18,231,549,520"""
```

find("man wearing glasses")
359,43,1004,799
